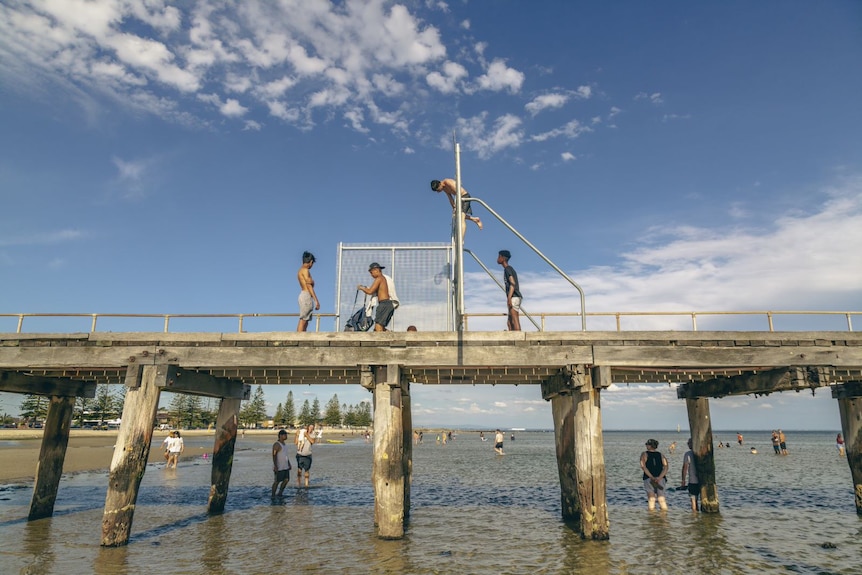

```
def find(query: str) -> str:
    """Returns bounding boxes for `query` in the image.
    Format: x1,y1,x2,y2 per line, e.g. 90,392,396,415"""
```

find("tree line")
14,384,372,430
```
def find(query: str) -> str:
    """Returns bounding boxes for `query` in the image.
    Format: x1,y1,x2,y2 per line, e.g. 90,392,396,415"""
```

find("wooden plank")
161,366,250,399
0,371,96,398
28,395,75,520
677,367,829,399
593,345,862,368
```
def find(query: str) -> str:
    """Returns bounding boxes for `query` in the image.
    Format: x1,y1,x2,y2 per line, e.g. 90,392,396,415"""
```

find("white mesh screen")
336,243,453,332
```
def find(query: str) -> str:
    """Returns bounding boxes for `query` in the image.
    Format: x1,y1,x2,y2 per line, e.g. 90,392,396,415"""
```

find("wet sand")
0,429,358,483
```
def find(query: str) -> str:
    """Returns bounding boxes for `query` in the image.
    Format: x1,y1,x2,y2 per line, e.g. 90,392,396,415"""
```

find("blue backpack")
345,292,374,332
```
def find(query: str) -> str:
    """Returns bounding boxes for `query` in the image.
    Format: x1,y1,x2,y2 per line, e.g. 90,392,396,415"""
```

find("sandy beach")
0,428,358,484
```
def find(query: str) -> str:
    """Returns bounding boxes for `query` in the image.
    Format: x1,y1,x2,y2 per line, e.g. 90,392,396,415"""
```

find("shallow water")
1,431,860,574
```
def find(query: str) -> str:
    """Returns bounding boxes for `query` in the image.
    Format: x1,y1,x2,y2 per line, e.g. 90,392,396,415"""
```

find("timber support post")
401,374,413,521
101,364,164,547
371,364,407,539
541,364,610,540
207,397,242,515
832,382,862,514
28,395,76,520
681,394,719,513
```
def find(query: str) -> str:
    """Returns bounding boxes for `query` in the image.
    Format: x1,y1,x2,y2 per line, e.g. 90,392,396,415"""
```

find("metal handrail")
463,196,587,331
1,311,857,333
463,248,542,331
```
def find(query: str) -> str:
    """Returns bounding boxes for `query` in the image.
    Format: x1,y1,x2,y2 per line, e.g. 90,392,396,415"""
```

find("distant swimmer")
494,429,504,455
749,447,758,454
837,433,845,456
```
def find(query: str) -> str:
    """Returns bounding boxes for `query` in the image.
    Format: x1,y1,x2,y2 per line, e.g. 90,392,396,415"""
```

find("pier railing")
1,310,858,333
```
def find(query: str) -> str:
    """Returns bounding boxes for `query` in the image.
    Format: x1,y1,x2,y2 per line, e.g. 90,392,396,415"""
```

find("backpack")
344,292,375,331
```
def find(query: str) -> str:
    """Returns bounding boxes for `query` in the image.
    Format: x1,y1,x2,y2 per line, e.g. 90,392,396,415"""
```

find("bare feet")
473,217,483,230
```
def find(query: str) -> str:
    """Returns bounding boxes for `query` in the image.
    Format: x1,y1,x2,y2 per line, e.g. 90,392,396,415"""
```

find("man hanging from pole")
431,179,483,241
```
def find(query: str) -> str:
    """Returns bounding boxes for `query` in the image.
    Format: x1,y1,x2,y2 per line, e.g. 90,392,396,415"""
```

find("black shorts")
274,469,289,482
375,299,396,328
687,483,700,497
296,454,313,471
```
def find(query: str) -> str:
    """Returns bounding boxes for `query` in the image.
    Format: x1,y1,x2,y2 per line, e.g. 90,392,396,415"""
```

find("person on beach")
640,438,668,510
162,431,175,463
680,438,700,512
778,429,788,455
167,430,184,469
297,251,321,332
271,429,292,497
497,250,521,331
357,262,399,332
771,430,781,454
430,179,483,241
837,433,845,456
494,429,504,455
295,424,316,487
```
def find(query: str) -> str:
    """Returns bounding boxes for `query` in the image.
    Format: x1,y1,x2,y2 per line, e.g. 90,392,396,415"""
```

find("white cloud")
635,91,663,104
561,152,576,162
426,61,468,94
525,93,569,116
454,112,524,159
475,59,524,93
220,98,248,117
532,119,592,142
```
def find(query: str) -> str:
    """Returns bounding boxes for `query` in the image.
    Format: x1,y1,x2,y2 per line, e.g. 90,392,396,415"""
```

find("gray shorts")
510,296,522,312
375,299,396,328
643,477,667,497
298,291,314,321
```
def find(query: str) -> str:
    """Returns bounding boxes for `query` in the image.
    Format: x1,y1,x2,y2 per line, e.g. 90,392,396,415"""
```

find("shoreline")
0,428,360,484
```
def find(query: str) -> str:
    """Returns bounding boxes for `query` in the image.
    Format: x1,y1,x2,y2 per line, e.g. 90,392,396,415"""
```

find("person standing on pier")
430,179,483,241
680,438,700,512
297,251,321,332
295,424,316,487
357,263,399,332
497,250,521,331
271,429,292,498
640,438,668,510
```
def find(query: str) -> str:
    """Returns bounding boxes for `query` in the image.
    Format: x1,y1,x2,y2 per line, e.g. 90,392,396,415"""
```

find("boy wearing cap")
357,263,399,331
430,179,483,241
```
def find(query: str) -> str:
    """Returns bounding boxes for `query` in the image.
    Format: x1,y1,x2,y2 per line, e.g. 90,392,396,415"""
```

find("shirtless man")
297,251,320,332
357,262,399,332
431,179,483,241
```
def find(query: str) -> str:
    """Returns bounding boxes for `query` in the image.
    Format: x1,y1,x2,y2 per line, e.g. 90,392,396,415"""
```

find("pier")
1,328,861,544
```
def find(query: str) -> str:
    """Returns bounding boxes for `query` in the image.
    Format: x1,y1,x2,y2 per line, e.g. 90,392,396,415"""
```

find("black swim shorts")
296,454,313,471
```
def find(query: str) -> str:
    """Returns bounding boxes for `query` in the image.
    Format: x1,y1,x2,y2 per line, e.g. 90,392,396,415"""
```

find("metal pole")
454,142,465,332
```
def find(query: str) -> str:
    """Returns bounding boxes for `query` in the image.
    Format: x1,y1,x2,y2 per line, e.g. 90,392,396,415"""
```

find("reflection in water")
201,514,229,575
22,519,55,574
93,544,129,575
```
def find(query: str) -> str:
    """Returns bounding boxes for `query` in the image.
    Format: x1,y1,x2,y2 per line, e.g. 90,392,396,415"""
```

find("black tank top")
642,451,663,479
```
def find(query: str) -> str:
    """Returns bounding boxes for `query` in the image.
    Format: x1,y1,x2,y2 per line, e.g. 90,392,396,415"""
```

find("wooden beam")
686,398,719,513
101,364,163,547
207,398,240,515
28,395,75,520
372,364,406,539
541,365,588,400
677,366,830,399
400,377,412,521
160,366,250,399
832,381,862,400
0,371,96,398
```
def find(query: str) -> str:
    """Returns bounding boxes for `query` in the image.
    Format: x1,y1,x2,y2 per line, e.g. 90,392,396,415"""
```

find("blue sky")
1,1,861,431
